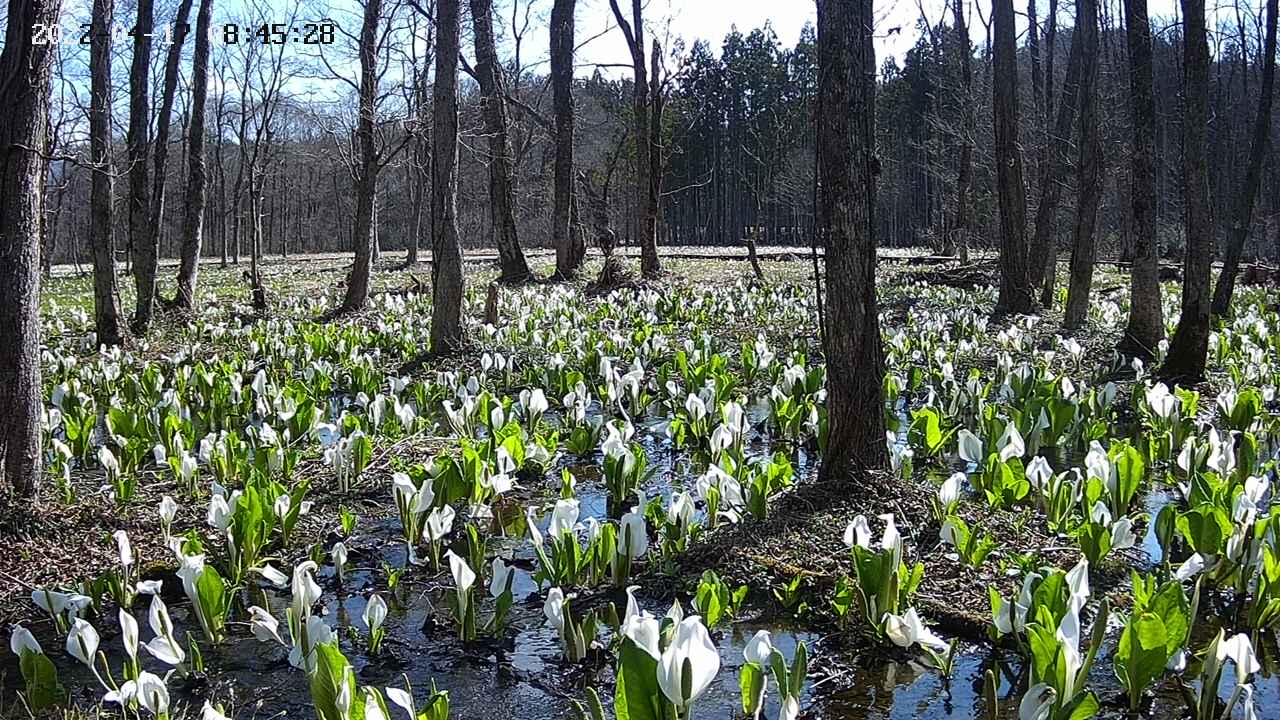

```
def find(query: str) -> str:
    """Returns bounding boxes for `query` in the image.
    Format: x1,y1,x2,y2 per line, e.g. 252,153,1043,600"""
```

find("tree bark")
429,0,465,352
1160,0,1215,382
1029,21,1083,304
0,0,61,496
993,0,1035,315
1119,0,1164,358
341,0,384,312
609,0,662,277
90,0,124,347
947,0,975,259
551,0,585,278
1063,0,1104,330
471,0,531,283
126,0,155,331
137,0,193,318
174,0,212,309
1211,0,1277,317
816,0,888,479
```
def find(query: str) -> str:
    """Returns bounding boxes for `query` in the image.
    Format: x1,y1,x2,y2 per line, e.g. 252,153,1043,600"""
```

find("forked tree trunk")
1063,0,1104,330
992,0,1035,316
609,0,662,277
1119,0,1164,358
341,0,383,312
126,0,154,331
174,0,212,309
816,0,888,479
551,0,585,278
1211,0,1277,317
90,0,124,347
471,0,531,283
0,0,62,496
138,0,193,319
429,0,465,352
1029,22,1084,304
1161,0,1214,382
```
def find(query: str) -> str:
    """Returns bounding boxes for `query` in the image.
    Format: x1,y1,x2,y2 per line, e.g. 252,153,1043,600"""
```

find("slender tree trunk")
948,0,975,259
1211,0,1277,317
341,0,383,312
407,46,432,268
0,0,61,496
647,41,665,270
1064,0,1104,330
609,0,662,277
174,0,212,309
90,0,124,347
1119,0,1164,358
126,0,154,330
135,0,193,318
471,0,531,283
551,0,585,278
430,0,465,352
1161,0,1214,382
993,0,1035,315
1029,23,1084,303
816,0,887,479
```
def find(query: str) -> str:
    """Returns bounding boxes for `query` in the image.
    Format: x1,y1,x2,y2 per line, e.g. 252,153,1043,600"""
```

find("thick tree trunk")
551,0,585,278
429,0,465,352
1211,0,1277,317
1161,0,1215,382
0,0,61,496
174,0,212,309
1119,0,1164,358
90,0,124,347
126,0,155,331
1029,23,1084,303
341,0,383,312
1063,0,1104,330
993,0,1035,316
816,0,887,480
471,0,531,283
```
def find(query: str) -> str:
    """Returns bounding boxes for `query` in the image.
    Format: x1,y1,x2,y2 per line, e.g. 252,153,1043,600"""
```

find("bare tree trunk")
993,0,1035,316
174,0,212,309
90,0,124,347
1161,0,1214,382
430,0,465,351
1063,0,1104,330
609,0,662,277
126,0,155,331
471,0,531,283
341,0,383,312
816,0,887,480
1119,0,1164,359
407,37,432,269
1211,0,1277,317
0,0,61,496
551,0,585,278
249,168,266,310
947,0,975,259
135,0,193,319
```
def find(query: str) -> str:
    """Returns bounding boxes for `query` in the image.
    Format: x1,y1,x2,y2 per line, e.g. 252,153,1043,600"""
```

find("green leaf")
614,640,661,720
790,641,808,698
739,664,765,716
1114,613,1170,708
19,651,64,710
310,643,356,720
